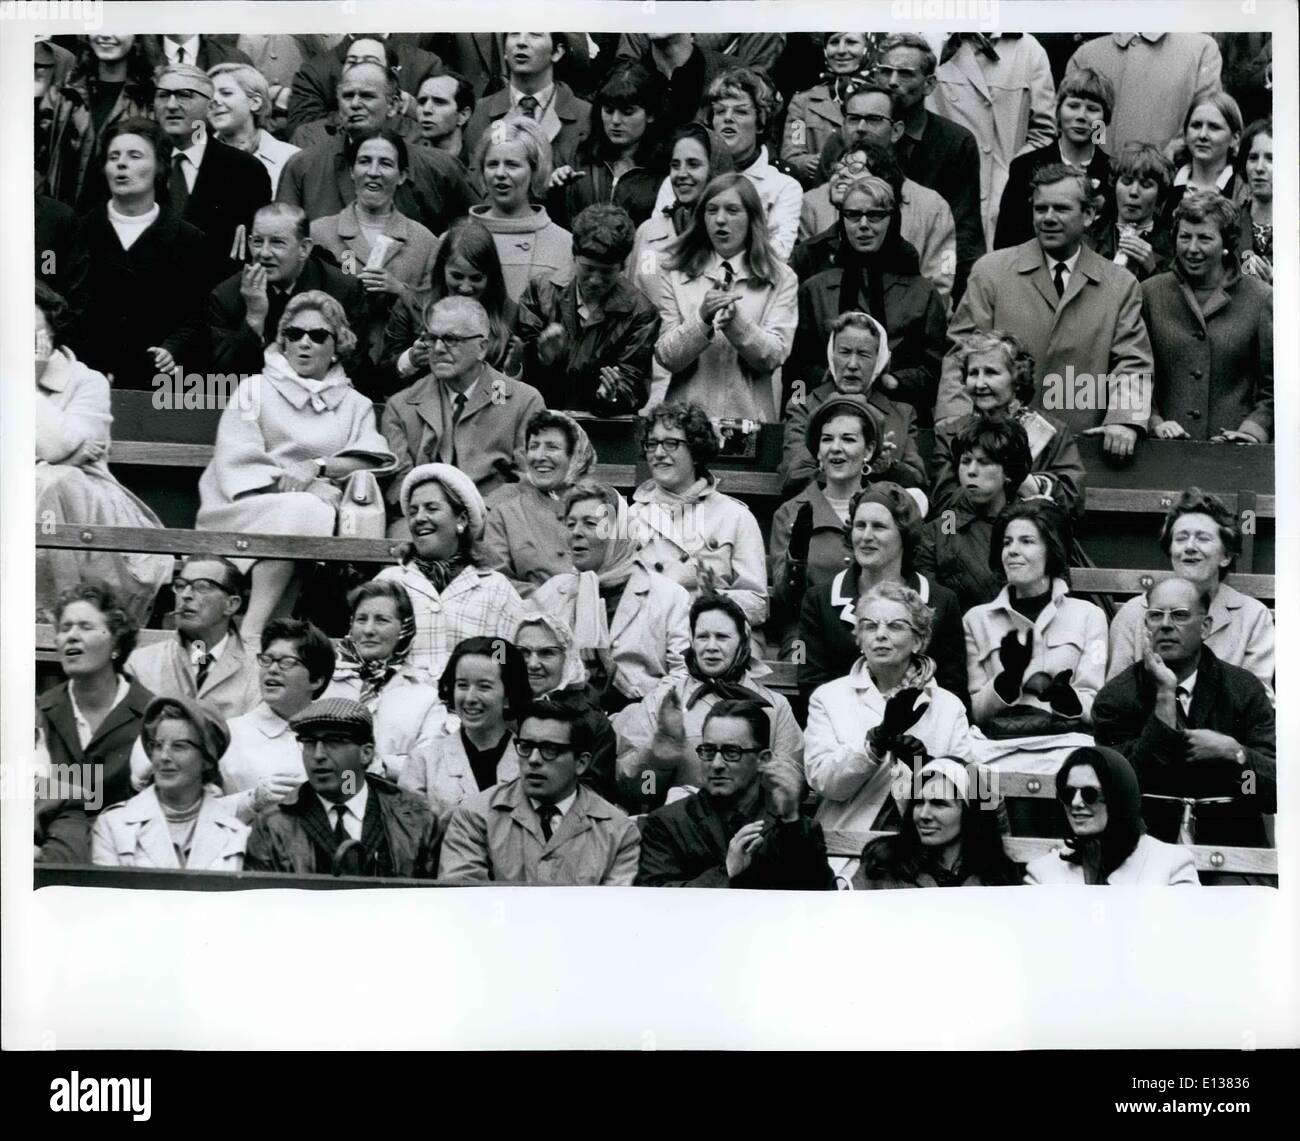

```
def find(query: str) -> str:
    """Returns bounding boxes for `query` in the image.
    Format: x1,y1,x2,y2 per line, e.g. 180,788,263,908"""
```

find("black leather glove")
993,629,1033,703
788,501,814,564
1040,669,1083,717
868,687,929,755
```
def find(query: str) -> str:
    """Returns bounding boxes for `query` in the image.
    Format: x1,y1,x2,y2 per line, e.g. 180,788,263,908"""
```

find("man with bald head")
153,63,272,284
277,60,476,235
1092,575,1275,865
381,297,545,516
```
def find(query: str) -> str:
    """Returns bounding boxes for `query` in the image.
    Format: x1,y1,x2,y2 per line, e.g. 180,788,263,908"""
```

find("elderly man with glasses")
381,296,544,517
124,556,262,720
439,700,640,884
1092,576,1276,878
636,700,834,889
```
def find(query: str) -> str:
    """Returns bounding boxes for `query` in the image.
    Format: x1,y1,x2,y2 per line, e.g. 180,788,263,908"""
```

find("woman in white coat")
34,283,171,625
1025,745,1200,885
532,480,691,710
652,173,798,422
195,291,396,643
805,581,972,881
398,635,531,821
323,579,448,781
93,697,248,871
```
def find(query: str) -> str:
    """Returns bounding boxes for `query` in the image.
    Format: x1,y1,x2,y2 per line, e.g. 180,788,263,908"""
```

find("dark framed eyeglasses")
1143,608,1197,628
172,577,235,598
297,733,360,749
696,744,762,763
1059,786,1104,806
844,112,894,129
643,437,688,455
841,207,892,225
282,326,334,345
425,332,485,347
515,738,574,762
156,88,208,103
257,653,307,671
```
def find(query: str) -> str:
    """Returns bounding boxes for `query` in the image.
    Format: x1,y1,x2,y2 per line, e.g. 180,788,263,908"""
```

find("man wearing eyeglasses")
382,296,544,515
153,64,273,287
636,700,833,889
246,697,440,878
439,700,640,884
124,556,262,721
1092,577,1275,867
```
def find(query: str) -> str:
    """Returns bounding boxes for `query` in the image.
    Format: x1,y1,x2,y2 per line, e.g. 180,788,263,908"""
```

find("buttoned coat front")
381,364,546,504
438,778,640,885
936,239,1154,436
92,786,249,871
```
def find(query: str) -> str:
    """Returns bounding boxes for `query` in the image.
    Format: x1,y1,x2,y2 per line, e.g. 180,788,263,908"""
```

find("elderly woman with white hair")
207,61,301,194
467,115,574,300
804,580,972,881
195,290,396,643
374,463,530,679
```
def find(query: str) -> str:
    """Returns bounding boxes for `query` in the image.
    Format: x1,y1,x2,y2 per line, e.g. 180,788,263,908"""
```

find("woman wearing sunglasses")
611,594,803,813
853,757,1020,889
1025,745,1199,885
399,635,531,822
195,290,396,645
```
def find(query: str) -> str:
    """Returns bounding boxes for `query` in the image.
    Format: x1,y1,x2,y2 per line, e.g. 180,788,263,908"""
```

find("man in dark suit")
424,33,505,99
153,64,273,286
635,701,833,889
874,33,985,300
287,33,441,136
35,193,89,353
463,33,591,169
277,61,477,236
144,34,253,72
1092,577,1276,862
207,203,371,388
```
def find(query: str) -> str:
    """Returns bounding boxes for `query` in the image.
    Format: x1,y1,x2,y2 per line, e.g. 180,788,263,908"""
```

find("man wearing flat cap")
244,697,441,877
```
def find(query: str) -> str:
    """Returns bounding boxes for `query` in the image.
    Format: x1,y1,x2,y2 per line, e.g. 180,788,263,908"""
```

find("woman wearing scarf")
611,594,803,813
787,177,946,423
375,464,529,679
780,310,930,500
781,33,879,187
324,580,448,782
533,481,691,711
92,696,248,871
1025,746,1200,885
514,611,623,810
853,757,1021,889
627,402,769,635
482,410,596,597
805,582,972,883
196,291,396,646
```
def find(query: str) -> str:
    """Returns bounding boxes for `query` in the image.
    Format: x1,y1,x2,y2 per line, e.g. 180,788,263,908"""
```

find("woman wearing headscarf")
324,579,448,781
514,611,623,810
787,177,945,423
805,582,972,882
481,410,596,597
534,482,691,713
1025,746,1200,885
92,696,249,871
780,33,878,187
852,757,1020,889
612,594,803,813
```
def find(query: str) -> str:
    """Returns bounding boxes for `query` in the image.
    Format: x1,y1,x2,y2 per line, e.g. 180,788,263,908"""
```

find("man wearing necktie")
936,163,1153,456
244,698,441,877
438,700,641,884
1092,577,1276,868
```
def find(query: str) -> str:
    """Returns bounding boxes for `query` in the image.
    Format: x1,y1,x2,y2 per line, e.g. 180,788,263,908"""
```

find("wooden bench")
822,829,1278,878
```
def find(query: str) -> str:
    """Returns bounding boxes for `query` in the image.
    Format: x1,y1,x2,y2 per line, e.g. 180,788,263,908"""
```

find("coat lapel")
86,683,150,754
186,794,240,868
39,686,84,764
609,569,650,645
1013,243,1059,313
124,788,181,868
201,628,245,698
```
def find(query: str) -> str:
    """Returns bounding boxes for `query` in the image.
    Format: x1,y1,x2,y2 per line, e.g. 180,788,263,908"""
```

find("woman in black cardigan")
37,583,155,816
74,118,208,389
787,177,945,424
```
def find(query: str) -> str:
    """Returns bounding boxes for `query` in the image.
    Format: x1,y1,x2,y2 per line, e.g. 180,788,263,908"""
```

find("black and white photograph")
2,0,1296,1088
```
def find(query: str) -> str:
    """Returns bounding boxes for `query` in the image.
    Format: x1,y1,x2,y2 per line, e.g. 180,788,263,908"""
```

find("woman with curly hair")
854,757,1020,889
37,584,154,815
195,291,397,643
651,173,798,422
627,402,768,633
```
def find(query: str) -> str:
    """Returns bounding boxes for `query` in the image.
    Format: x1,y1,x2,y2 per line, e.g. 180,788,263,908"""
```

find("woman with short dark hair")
1235,118,1272,282
1141,190,1272,443
1106,488,1274,691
